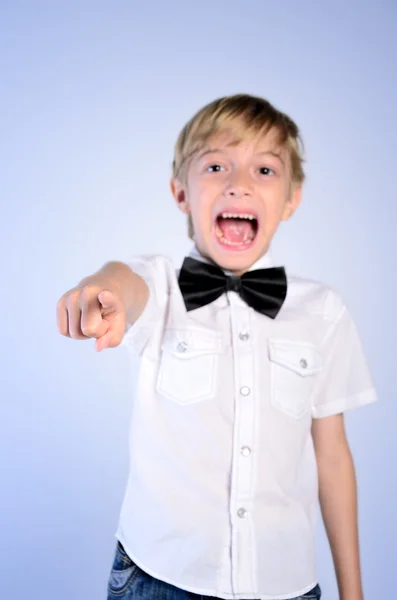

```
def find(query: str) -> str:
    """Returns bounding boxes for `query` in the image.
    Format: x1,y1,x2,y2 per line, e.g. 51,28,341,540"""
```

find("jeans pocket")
300,583,322,599
107,542,139,596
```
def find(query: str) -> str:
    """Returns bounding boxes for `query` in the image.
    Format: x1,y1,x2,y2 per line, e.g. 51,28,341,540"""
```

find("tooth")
219,212,256,221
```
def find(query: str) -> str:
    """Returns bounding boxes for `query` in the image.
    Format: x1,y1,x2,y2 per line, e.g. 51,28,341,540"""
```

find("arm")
312,414,364,600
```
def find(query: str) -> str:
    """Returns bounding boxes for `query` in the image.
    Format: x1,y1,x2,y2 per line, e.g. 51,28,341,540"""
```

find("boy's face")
171,128,302,275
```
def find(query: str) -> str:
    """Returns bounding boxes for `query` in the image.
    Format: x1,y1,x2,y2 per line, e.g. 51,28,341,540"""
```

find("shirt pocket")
268,339,323,419
156,328,222,405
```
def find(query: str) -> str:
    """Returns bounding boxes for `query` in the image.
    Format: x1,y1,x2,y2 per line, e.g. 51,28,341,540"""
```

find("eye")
206,164,225,173
258,167,275,176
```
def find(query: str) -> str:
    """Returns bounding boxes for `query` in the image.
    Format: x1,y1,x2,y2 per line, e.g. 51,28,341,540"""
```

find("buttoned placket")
227,290,257,596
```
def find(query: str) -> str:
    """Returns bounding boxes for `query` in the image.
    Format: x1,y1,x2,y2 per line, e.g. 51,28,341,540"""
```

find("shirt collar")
188,245,276,274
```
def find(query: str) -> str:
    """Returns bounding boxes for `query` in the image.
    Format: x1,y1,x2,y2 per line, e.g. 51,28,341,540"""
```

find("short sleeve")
120,256,169,355
311,296,378,419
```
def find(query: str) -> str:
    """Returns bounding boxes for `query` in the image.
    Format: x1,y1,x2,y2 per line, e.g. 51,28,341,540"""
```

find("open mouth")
214,211,259,248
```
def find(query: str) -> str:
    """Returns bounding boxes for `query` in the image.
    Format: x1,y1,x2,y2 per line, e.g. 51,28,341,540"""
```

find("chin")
206,244,263,274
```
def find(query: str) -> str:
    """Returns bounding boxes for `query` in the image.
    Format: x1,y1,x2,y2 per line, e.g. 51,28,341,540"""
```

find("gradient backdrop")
1,2,395,599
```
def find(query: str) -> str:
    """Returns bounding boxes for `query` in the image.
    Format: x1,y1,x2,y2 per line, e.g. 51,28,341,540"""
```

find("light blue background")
1,1,395,599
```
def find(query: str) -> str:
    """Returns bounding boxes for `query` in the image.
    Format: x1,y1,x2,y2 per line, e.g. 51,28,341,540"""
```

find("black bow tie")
178,257,287,318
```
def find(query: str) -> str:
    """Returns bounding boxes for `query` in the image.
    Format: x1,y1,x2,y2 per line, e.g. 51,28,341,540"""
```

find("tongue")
219,217,253,243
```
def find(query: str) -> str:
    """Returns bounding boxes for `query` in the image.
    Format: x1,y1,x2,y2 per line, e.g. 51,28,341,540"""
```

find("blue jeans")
107,541,322,600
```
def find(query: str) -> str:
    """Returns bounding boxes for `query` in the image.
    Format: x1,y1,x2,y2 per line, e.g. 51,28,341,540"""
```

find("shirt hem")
115,533,318,600
311,387,378,419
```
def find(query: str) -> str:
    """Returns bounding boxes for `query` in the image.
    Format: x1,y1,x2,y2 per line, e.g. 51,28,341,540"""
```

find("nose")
224,170,253,198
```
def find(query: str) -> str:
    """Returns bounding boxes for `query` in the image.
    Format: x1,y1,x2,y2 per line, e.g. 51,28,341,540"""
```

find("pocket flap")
162,328,223,357
268,339,322,376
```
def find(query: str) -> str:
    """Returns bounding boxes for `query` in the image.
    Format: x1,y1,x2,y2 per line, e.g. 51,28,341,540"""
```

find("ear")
281,184,302,221
170,177,190,215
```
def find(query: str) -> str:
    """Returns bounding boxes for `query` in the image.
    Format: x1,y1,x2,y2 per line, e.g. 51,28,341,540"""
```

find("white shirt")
116,247,377,600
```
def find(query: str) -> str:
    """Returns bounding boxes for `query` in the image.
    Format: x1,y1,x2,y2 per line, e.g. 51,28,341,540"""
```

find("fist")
57,281,126,352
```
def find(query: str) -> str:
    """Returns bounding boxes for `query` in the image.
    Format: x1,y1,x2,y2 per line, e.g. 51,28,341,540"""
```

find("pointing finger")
80,287,108,338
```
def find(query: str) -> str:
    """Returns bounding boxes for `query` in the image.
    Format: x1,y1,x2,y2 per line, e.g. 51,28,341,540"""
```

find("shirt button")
241,446,251,457
237,508,248,518
177,341,188,353
240,386,251,396
300,358,308,369
239,332,250,341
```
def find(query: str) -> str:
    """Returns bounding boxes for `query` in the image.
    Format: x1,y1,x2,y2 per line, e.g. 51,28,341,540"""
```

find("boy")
57,94,377,600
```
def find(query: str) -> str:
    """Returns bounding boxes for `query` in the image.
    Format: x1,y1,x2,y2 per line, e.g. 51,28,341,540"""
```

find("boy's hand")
57,279,127,352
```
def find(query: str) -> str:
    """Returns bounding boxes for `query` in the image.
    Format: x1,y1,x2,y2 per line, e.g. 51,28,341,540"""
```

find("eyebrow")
197,147,285,165
256,150,285,165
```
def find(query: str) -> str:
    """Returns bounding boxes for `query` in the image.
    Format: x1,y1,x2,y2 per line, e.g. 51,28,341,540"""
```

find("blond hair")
172,94,305,238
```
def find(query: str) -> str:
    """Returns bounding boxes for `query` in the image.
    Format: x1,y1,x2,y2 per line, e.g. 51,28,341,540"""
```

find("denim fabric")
107,542,321,600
